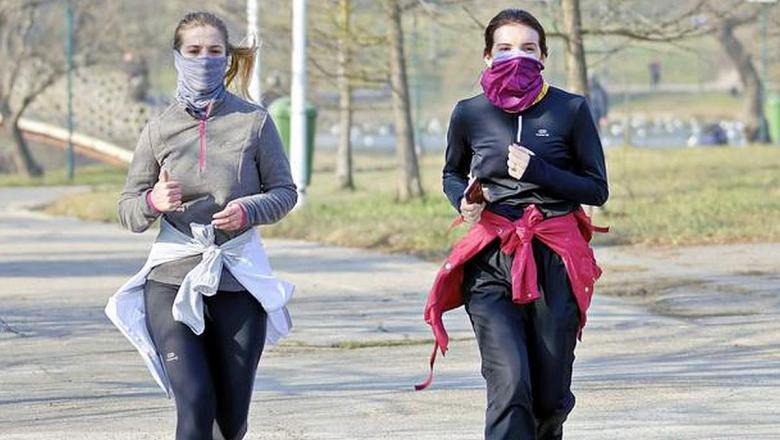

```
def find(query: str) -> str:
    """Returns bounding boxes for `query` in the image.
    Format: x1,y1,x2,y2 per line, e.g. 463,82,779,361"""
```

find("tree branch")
458,4,483,30
309,55,388,85
4,6,36,100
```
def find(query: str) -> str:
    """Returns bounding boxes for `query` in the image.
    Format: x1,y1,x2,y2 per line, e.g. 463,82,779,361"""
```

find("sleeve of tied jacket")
117,122,162,233
233,115,298,225
442,102,472,212
520,98,609,206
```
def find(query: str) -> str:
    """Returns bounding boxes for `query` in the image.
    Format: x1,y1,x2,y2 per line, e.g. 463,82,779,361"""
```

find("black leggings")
144,280,267,440
464,238,580,440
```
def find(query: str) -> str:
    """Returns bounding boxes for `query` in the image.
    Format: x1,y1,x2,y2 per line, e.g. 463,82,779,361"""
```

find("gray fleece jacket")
118,92,297,291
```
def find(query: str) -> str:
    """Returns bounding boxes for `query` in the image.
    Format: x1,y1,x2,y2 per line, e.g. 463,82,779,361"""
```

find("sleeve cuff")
144,190,161,217
454,194,465,213
520,154,544,183
228,200,251,227
236,202,249,228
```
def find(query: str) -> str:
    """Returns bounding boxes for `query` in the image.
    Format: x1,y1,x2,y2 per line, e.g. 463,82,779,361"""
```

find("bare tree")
336,0,354,190
560,0,588,96
307,1,389,191
0,0,115,176
586,0,776,142
310,0,426,198
385,0,423,201
0,2,52,176
715,14,766,141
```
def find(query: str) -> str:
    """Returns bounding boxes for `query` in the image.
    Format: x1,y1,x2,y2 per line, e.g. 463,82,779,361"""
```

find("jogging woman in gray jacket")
116,11,296,440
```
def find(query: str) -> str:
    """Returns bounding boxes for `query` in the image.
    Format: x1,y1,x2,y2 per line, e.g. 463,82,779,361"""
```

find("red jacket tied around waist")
416,204,607,390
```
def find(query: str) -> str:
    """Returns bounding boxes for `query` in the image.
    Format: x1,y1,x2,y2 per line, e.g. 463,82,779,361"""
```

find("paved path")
1,187,778,439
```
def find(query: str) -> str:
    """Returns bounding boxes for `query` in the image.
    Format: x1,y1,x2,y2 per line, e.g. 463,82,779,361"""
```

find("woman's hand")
212,202,247,231
507,144,535,180
149,169,182,212
460,197,486,224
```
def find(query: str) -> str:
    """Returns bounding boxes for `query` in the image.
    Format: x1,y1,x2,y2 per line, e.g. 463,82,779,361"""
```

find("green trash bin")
767,93,780,145
268,96,318,186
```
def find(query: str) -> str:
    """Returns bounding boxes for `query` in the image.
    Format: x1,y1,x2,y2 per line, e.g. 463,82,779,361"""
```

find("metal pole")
290,0,308,204
65,0,74,180
247,0,262,103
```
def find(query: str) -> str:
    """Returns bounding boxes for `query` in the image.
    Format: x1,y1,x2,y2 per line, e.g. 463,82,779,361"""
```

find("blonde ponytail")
225,43,258,99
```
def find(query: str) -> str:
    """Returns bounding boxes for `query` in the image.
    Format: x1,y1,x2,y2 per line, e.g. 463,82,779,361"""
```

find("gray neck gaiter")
173,51,228,120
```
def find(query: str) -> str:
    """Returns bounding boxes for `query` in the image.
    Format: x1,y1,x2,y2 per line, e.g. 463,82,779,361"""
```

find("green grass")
0,164,127,187
0,164,127,224
594,145,780,246
41,186,123,224
259,154,465,260
34,146,780,259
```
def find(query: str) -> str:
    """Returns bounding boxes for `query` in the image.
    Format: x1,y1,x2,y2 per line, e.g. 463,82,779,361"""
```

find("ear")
484,55,493,68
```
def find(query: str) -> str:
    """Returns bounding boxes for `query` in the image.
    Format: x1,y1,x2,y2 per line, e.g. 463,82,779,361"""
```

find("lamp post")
290,0,308,204
247,0,261,104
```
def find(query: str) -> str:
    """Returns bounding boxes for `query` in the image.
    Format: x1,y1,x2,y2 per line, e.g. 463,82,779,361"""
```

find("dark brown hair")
173,11,257,98
483,9,548,58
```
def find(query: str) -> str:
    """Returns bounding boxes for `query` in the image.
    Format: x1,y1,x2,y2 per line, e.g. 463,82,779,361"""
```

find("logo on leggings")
166,352,179,362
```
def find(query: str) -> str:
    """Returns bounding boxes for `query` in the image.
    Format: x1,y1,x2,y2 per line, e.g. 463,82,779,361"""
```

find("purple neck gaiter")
480,50,545,113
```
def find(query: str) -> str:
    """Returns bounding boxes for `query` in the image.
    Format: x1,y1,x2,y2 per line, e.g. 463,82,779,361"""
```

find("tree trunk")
8,119,44,177
386,0,423,201
336,0,354,190
0,102,43,177
560,0,589,96
717,18,767,143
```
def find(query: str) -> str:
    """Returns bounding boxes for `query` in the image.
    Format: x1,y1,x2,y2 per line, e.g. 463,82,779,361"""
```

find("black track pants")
463,238,580,440
144,280,267,440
